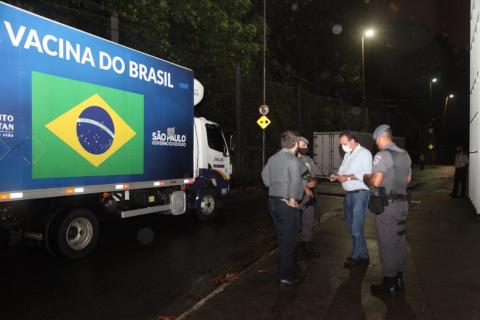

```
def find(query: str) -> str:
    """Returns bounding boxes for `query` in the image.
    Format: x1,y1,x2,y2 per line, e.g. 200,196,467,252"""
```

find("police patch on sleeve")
373,155,382,165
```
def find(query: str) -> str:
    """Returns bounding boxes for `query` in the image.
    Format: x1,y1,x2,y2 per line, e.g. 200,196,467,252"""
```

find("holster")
369,187,388,215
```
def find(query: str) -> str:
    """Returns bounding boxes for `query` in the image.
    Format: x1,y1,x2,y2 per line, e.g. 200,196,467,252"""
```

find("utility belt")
369,187,409,215
387,193,408,201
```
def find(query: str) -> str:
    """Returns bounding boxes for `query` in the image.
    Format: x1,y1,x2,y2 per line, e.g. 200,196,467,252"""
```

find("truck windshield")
206,124,227,154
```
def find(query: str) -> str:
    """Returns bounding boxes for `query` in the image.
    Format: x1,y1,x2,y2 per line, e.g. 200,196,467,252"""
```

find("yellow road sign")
257,115,271,129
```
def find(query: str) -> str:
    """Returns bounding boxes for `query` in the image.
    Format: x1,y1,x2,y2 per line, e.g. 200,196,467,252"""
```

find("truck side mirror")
223,130,235,154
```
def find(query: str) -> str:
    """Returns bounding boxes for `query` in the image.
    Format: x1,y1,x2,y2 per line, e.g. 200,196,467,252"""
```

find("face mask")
298,147,309,155
342,144,352,153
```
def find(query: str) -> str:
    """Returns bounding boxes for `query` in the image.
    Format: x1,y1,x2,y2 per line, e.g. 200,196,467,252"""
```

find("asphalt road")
0,188,277,320
0,167,453,320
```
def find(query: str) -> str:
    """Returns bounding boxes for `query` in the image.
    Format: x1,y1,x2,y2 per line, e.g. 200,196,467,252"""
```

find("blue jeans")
268,197,299,280
343,190,371,260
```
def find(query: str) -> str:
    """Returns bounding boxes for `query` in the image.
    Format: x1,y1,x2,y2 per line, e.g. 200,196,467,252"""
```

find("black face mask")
298,147,309,155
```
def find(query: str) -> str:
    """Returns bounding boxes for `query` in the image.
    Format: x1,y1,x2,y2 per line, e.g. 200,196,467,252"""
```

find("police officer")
451,145,468,198
297,136,321,258
261,130,307,286
364,124,412,295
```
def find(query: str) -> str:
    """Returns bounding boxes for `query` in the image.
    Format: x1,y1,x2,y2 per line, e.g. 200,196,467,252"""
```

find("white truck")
0,2,233,258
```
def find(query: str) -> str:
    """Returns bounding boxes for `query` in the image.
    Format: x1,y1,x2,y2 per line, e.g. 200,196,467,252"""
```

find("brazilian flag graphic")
32,71,144,178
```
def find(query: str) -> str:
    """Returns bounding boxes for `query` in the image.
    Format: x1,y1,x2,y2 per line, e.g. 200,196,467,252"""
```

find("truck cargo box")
313,131,405,176
0,2,194,201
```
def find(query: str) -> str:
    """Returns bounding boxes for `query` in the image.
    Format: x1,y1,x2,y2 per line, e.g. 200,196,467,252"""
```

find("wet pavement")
0,185,340,320
2,166,479,320
184,166,480,320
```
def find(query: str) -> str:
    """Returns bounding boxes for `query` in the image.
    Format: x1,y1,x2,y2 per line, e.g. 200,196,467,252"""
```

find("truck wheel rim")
201,195,215,215
66,217,93,251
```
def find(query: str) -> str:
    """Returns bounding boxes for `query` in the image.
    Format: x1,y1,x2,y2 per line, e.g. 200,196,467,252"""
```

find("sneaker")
279,278,301,286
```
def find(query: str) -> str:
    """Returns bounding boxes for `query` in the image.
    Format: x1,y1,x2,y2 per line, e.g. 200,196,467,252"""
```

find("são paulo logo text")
152,127,187,147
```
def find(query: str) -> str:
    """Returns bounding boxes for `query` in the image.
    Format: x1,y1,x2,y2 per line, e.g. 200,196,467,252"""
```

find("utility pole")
262,0,267,166
110,10,119,43
235,64,242,170
297,85,302,130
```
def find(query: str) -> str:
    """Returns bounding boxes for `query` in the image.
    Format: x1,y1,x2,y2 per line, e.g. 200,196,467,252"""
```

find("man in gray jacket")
262,130,307,286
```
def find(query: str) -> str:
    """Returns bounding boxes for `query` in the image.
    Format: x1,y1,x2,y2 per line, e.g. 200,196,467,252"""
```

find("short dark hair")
339,130,357,142
280,130,298,148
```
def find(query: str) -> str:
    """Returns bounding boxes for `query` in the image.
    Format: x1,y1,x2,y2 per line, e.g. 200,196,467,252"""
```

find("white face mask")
342,144,352,153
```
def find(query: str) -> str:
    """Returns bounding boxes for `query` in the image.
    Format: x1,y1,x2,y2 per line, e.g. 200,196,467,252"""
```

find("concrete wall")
470,0,480,214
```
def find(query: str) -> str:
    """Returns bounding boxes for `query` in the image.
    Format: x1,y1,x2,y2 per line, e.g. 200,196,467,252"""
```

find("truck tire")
55,209,99,259
196,189,218,221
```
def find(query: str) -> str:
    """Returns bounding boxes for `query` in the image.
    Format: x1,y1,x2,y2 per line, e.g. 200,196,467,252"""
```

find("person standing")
419,153,425,171
329,130,372,268
364,124,412,296
297,136,321,258
261,130,307,286
451,146,468,198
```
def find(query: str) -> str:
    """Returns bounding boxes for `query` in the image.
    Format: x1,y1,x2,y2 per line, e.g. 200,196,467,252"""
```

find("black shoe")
371,276,398,296
344,257,370,268
396,272,405,291
303,242,319,258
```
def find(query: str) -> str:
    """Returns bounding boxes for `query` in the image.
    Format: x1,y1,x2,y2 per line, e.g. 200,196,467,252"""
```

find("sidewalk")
184,166,480,320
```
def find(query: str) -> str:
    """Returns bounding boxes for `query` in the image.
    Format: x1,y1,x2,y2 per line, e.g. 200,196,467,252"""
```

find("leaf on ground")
209,272,238,285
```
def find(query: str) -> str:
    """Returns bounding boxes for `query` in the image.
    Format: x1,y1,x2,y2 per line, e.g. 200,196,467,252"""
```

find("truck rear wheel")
55,209,99,259
196,189,218,221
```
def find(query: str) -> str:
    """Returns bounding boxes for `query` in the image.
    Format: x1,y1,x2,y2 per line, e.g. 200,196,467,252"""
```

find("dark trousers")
452,167,467,197
375,200,409,277
268,197,299,280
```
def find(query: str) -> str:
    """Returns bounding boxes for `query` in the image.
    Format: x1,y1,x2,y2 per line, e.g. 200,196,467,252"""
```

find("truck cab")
188,117,233,220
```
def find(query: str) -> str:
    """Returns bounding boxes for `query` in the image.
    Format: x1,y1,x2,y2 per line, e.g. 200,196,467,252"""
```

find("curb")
175,205,343,319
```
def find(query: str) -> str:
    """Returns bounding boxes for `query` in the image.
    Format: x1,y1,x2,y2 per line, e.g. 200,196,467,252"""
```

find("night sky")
366,0,469,157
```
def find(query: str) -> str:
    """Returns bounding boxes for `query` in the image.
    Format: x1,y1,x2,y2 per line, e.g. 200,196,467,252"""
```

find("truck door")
205,123,231,195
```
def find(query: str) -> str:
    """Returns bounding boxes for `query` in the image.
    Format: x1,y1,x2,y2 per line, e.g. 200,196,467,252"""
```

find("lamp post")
443,94,455,121
361,28,375,131
429,77,437,118
442,93,455,145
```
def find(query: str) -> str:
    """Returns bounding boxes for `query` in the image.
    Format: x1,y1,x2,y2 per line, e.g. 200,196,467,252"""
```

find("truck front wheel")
55,209,99,259
196,189,218,221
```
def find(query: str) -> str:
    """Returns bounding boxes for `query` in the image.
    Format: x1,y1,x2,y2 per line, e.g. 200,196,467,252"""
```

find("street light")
362,28,375,131
442,93,455,144
429,77,438,118
443,93,455,120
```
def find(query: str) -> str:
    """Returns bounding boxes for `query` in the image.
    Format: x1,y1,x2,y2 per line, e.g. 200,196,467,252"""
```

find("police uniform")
299,155,320,244
372,142,411,292
261,148,306,283
452,150,468,197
